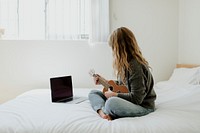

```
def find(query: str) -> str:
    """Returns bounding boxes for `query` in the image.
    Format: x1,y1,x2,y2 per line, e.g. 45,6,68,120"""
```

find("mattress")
0,82,200,133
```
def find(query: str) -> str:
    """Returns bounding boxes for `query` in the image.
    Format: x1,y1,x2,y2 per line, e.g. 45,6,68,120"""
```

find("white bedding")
1,82,200,133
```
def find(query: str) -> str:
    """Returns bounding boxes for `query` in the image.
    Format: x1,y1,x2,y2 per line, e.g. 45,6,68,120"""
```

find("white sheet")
0,82,200,133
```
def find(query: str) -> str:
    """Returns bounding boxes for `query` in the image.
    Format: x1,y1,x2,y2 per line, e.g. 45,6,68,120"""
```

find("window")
0,0,109,42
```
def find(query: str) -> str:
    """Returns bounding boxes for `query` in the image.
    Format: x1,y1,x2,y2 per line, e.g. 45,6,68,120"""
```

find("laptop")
50,76,87,103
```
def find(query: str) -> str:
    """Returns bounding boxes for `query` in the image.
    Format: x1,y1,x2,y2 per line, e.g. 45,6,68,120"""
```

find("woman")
88,27,156,121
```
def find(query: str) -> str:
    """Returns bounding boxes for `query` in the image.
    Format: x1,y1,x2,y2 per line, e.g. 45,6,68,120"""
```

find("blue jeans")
88,90,154,119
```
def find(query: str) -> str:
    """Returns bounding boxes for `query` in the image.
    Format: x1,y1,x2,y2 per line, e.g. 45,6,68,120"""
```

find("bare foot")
97,109,112,121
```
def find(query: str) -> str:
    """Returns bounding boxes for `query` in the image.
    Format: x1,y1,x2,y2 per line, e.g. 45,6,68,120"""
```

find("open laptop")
50,76,87,104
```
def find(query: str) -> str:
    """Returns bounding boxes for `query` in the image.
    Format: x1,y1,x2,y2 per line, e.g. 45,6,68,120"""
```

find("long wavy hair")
109,27,149,82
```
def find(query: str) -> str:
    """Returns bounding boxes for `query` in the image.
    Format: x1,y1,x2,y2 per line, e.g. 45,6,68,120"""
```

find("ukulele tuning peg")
89,69,95,76
91,69,95,73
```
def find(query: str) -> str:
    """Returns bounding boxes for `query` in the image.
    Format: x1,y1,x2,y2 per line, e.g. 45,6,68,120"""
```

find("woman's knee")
88,90,104,99
105,97,120,110
89,90,102,95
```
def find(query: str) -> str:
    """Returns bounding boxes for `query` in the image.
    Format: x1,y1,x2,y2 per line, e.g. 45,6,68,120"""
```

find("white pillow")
168,67,200,85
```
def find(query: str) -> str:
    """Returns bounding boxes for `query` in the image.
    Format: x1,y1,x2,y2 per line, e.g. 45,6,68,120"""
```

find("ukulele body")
102,80,128,93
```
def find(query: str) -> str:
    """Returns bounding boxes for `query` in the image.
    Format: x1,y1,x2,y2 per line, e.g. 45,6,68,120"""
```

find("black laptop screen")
50,76,73,102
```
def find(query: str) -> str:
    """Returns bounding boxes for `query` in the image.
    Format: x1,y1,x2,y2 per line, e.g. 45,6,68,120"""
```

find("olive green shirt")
117,59,156,109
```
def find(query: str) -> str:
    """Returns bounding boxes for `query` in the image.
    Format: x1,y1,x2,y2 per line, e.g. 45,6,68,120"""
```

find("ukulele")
89,69,128,93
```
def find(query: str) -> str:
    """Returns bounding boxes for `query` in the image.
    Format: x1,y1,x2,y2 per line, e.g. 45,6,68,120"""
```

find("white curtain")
0,0,109,42
18,0,45,39
90,0,109,42
0,0,18,39
0,0,45,40
46,0,90,40
46,0,109,42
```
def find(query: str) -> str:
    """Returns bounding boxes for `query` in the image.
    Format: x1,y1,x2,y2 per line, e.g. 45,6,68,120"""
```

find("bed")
1,64,200,133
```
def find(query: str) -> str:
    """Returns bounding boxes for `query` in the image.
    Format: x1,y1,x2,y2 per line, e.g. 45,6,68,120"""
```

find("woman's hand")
93,74,101,85
93,74,108,85
104,90,117,99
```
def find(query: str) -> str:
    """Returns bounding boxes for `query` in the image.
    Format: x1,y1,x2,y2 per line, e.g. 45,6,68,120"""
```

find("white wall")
110,0,179,82
179,0,200,64
0,0,180,103
0,41,113,103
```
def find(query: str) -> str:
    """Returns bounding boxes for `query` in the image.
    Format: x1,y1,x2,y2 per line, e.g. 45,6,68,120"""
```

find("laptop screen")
50,76,73,102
